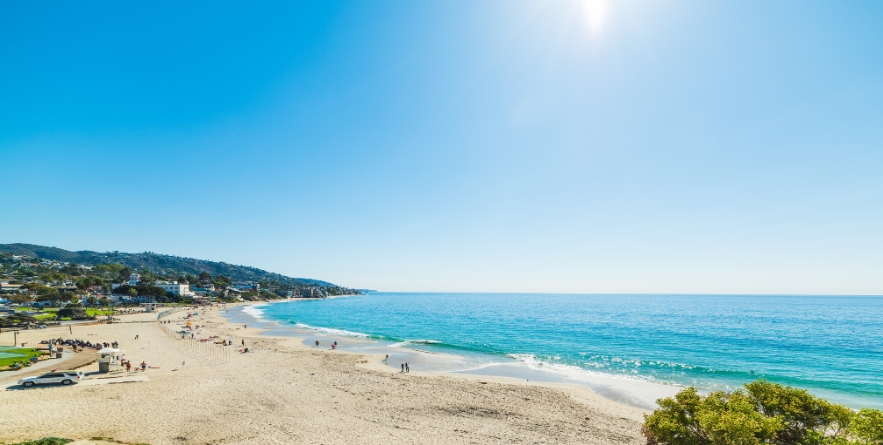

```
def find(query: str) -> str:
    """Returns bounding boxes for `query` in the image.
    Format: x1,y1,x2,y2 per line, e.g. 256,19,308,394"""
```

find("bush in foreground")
9,438,72,445
643,380,883,445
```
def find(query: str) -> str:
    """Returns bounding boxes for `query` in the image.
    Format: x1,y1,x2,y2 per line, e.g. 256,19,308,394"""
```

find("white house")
155,282,191,296
128,273,140,286
230,281,259,291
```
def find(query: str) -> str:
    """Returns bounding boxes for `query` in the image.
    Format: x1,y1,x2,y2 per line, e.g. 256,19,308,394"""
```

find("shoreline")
230,299,675,412
232,303,647,419
0,301,649,444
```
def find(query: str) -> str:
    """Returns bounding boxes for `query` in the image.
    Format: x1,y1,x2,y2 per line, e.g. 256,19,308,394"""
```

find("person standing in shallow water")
401,363,404,372
315,340,319,348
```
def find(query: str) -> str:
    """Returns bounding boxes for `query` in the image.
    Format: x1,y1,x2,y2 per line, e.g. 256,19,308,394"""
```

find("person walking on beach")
315,340,319,348
384,354,389,363
135,334,139,340
140,361,147,372
405,362,410,373
125,361,131,372
241,339,245,347
401,363,404,373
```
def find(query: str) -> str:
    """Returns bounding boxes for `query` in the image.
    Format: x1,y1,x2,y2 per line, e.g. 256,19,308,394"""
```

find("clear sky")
2,1,882,294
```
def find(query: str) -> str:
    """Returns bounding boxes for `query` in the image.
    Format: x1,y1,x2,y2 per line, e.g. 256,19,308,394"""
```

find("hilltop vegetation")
0,243,335,288
0,243,361,304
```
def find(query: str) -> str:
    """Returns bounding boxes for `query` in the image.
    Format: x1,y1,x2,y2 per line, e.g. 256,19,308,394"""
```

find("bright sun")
582,0,609,36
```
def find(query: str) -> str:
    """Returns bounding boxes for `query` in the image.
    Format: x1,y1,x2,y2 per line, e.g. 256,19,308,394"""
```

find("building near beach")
230,281,259,291
155,282,191,296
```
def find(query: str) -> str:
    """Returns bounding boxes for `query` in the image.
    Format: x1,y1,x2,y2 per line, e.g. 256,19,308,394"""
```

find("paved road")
0,350,99,385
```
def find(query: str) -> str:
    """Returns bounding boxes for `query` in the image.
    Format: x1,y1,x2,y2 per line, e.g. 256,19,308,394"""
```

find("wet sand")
0,303,648,444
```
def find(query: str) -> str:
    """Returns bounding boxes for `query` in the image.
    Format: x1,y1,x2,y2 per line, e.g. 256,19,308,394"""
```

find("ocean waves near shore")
245,293,883,410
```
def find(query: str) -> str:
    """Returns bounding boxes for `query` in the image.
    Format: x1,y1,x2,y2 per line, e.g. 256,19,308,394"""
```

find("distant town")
0,248,362,323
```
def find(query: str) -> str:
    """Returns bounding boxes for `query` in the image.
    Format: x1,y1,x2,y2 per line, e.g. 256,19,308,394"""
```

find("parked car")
18,370,84,387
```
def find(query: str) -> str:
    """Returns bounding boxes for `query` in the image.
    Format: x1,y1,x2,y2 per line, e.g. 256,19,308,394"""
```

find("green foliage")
93,263,126,274
8,438,73,445
75,275,104,289
644,380,883,445
0,243,339,287
0,312,38,327
57,305,93,320
111,284,175,302
853,409,883,445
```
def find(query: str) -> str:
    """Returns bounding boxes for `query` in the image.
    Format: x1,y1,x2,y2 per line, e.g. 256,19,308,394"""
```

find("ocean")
231,293,883,410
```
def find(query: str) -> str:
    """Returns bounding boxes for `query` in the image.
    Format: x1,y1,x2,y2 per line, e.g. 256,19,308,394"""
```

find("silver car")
18,370,84,387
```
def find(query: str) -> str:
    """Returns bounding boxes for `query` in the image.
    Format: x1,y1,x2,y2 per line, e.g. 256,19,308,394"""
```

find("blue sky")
2,1,881,294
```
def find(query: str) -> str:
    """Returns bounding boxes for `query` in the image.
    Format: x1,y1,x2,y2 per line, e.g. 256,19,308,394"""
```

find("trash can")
98,360,110,373
56,351,62,359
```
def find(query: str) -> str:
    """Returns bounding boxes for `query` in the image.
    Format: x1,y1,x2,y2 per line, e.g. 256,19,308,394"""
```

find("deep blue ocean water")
253,293,883,409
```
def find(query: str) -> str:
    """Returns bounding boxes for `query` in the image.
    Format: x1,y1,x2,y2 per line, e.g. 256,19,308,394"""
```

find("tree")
198,271,212,283
214,275,231,288
643,380,883,445
35,288,62,307
9,293,33,306
118,267,132,283
75,276,105,290
853,409,883,445
57,305,92,320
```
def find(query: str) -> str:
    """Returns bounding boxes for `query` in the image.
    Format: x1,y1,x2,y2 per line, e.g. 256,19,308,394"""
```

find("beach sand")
0,304,648,444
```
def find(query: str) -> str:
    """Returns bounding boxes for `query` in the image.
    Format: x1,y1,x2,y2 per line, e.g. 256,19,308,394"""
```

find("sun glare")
582,0,609,37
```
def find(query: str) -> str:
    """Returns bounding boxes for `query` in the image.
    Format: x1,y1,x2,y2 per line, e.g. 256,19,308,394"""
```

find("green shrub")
643,380,883,445
10,438,72,445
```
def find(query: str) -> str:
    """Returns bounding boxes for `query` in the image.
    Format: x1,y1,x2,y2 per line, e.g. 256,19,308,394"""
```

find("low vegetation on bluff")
644,380,883,445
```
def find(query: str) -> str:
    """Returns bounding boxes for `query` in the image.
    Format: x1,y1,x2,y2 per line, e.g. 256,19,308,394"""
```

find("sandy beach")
0,303,647,445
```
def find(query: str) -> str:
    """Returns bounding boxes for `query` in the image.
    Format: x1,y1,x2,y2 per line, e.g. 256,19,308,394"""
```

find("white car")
18,370,84,387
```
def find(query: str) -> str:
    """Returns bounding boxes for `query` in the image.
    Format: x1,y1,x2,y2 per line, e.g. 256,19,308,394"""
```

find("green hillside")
0,243,336,288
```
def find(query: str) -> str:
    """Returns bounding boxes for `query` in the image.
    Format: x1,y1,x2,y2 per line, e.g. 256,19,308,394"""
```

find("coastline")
237,302,648,420
236,298,680,411
0,300,648,444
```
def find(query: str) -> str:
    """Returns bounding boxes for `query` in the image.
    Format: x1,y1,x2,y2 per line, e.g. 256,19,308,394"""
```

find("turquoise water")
251,293,883,409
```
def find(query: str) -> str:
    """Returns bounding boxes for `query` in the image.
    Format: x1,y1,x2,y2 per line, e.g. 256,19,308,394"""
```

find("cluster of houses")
1,253,340,311
107,274,268,304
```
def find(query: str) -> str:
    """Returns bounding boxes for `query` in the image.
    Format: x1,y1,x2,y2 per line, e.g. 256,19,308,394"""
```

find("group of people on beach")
40,338,118,352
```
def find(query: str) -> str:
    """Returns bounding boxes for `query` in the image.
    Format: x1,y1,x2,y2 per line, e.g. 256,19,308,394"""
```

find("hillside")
0,243,336,288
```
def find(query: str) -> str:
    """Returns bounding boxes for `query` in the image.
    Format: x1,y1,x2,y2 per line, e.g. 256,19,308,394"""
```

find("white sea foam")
292,322,370,339
242,304,267,320
499,353,681,409
389,339,442,348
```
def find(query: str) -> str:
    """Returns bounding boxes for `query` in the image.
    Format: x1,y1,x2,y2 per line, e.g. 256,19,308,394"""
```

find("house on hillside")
155,282,191,296
230,281,259,291
191,284,215,296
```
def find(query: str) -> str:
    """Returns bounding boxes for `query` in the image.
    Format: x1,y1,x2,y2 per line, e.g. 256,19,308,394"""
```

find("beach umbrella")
98,347,121,354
